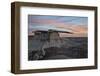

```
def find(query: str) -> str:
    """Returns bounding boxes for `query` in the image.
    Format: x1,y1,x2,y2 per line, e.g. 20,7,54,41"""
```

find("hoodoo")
28,25,73,60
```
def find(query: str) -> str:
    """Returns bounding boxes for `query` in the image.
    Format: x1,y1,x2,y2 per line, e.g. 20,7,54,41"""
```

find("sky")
28,15,88,37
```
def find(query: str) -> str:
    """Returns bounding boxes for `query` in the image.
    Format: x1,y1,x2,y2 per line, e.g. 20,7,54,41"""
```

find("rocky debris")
28,37,88,60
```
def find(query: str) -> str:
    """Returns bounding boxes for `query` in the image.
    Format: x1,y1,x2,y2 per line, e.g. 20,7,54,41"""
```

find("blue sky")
28,15,88,25
28,15,88,37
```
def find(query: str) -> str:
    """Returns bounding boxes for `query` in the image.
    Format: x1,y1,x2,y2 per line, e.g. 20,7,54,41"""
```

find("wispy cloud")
28,15,88,37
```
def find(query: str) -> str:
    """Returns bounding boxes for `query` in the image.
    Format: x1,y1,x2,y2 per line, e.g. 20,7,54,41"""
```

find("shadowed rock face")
28,31,66,60
28,36,88,60
42,32,65,48
28,31,65,51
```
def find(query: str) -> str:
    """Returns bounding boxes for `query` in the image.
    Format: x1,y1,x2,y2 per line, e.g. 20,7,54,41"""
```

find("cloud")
28,16,88,37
